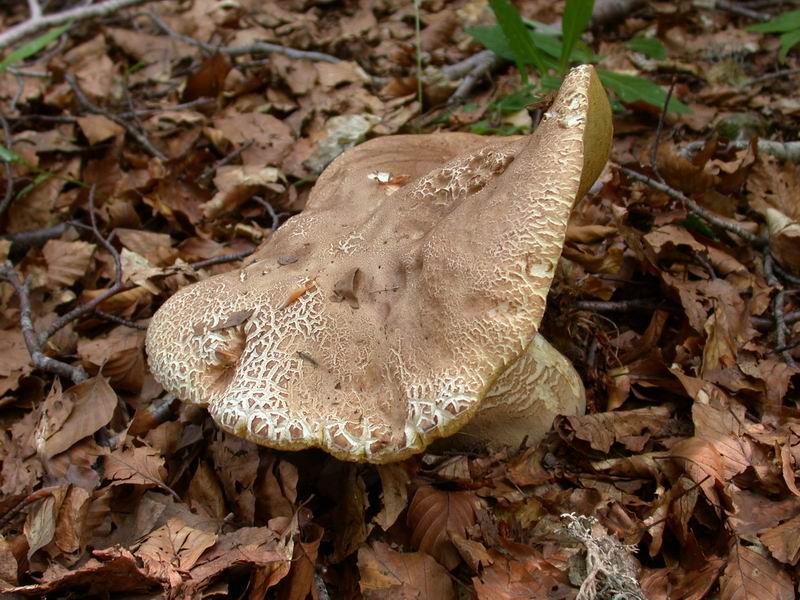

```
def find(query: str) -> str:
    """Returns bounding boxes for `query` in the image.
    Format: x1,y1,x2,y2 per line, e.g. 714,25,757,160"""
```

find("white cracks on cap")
146,65,612,463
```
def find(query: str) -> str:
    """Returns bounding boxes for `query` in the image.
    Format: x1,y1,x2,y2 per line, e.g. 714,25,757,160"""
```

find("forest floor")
0,0,799,598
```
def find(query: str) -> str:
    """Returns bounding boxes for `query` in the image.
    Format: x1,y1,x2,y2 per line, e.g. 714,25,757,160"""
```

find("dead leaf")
35,376,117,460
374,463,410,531
407,485,479,570
135,517,217,590
719,543,794,600
358,542,455,600
42,240,96,288
557,406,672,453
76,115,124,145
103,444,168,491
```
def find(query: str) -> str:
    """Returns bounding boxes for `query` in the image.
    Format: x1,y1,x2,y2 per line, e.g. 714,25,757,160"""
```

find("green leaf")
598,69,691,114
488,0,548,83
560,0,594,73
681,214,717,240
0,22,73,73
747,9,800,33
0,144,23,163
779,28,800,60
625,36,667,60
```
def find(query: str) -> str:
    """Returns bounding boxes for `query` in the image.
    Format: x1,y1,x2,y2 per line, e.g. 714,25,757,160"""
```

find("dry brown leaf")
186,461,226,521
24,487,67,559
53,485,90,555
276,520,323,600
184,526,293,596
7,546,160,595
670,437,726,509
748,156,800,221
76,115,124,145
103,445,168,491
374,463,410,531
358,542,455,600
35,376,117,460
719,543,794,600
209,431,258,523
557,406,672,453
407,485,479,570
203,164,284,219
78,327,146,393
115,228,175,267
759,513,800,566
42,240,96,288
135,517,217,590
0,535,18,588
473,541,573,600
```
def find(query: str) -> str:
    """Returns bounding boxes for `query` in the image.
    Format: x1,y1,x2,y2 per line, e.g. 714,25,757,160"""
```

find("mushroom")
146,65,613,463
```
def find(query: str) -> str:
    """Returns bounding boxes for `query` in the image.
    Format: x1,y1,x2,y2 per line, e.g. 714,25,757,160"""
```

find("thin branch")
681,139,800,162
771,260,800,286
66,74,167,161
37,187,125,347
94,309,148,330
620,166,768,247
574,299,665,313
714,0,772,21
748,67,800,85
252,196,289,232
446,51,504,107
197,139,255,186
0,115,15,217
764,254,798,368
0,0,151,53
0,262,87,384
650,77,676,183
1,222,71,253
189,249,254,270
145,11,343,65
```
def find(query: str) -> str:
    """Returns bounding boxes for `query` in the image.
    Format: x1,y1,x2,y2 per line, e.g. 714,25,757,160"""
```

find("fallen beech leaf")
103,445,168,491
373,463,410,531
719,543,794,600
557,406,672,453
36,376,117,460
473,541,573,600
42,240,96,288
184,526,293,596
5,546,160,595
358,542,455,600
183,54,230,101
135,517,217,590
451,534,493,572
0,535,18,587
186,461,226,521
407,485,479,570
54,485,90,555
24,487,66,558
670,437,726,509
277,520,323,600
759,512,800,565
76,115,123,145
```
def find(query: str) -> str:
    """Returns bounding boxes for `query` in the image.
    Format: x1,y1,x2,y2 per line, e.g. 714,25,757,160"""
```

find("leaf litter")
0,0,799,598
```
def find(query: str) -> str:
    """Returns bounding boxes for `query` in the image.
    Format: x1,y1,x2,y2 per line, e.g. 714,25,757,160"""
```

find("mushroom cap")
146,65,612,463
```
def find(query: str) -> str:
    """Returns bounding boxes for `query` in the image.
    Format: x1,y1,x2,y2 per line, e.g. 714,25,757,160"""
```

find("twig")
0,0,151,53
145,11,343,65
197,139,255,186
771,260,800,286
714,0,772,21
189,249,254,270
65,74,167,161
1,222,71,253
748,67,800,85
681,139,800,162
118,97,213,119
575,299,664,312
764,254,797,368
0,262,88,383
650,78,676,183
36,190,125,346
446,50,504,107
94,309,148,330
620,166,768,246
0,115,15,217
252,196,289,232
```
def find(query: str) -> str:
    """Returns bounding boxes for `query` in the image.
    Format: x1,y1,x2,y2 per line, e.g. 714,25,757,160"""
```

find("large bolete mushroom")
146,65,613,463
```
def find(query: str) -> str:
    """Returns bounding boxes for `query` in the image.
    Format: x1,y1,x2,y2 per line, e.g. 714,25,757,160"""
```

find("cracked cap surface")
146,65,612,462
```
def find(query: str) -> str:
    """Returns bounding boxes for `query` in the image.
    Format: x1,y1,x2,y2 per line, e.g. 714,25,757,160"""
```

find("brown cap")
146,65,612,462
